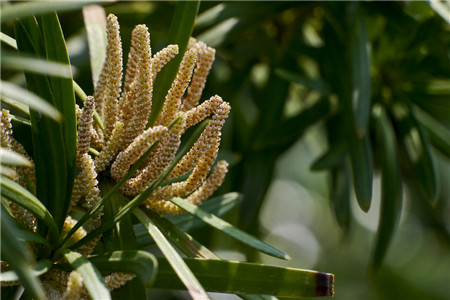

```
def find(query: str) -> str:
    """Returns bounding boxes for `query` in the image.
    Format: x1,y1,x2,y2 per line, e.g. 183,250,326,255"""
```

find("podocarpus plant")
1,3,334,299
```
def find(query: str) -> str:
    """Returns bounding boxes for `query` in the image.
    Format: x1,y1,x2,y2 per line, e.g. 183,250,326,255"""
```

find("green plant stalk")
148,0,200,126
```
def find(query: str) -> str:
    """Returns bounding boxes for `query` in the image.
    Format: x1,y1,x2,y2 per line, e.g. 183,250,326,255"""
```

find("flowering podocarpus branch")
1,13,230,298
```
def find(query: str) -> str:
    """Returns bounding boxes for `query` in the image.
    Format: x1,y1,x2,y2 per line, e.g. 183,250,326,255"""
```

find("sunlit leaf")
153,257,334,298
82,5,107,86
134,208,210,300
0,80,61,121
61,249,111,300
0,148,32,167
2,52,74,78
1,175,59,241
170,197,290,260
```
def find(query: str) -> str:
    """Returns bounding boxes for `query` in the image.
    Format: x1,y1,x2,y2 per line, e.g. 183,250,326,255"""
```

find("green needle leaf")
169,197,290,260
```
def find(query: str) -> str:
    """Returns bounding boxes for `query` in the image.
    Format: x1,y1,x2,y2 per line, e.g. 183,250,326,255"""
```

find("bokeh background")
2,1,449,299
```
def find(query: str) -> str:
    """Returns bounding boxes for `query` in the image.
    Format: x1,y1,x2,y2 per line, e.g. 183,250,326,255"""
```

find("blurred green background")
2,1,449,299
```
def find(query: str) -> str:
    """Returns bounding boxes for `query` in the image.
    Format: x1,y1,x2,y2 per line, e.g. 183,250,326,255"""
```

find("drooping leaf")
330,159,352,231
170,197,290,260
153,257,335,298
347,2,372,137
392,103,438,205
348,132,373,212
134,208,210,300
60,249,111,300
371,105,403,275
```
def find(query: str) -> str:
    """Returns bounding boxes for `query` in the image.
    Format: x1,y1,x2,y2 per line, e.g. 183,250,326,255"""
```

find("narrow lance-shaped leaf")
134,208,210,300
348,132,373,212
413,105,450,160
41,12,78,232
170,197,290,260
135,192,242,247
370,105,403,275
330,159,352,231
153,257,335,298
1,175,59,241
1,1,100,22
0,207,46,300
148,0,200,126
144,208,218,259
392,103,438,205
1,52,74,78
60,249,111,300
347,2,371,137
14,17,68,234
0,80,61,121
